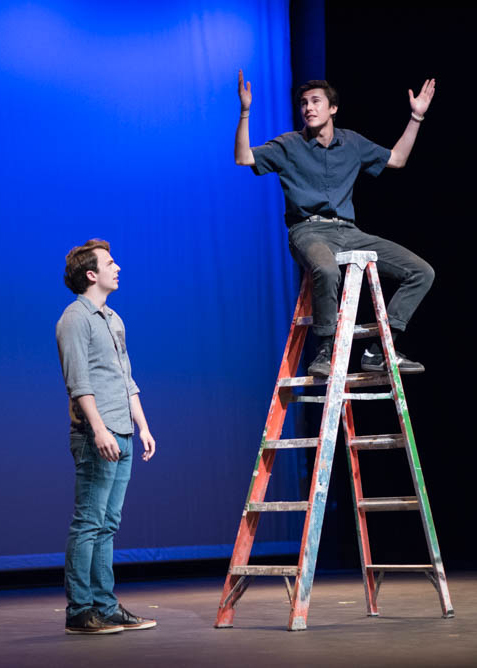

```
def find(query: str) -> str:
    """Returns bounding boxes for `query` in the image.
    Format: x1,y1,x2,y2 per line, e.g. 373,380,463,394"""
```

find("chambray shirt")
251,128,391,227
56,294,139,435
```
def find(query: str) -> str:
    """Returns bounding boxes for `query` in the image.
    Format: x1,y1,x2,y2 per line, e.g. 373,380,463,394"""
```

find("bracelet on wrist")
240,110,250,119
411,111,425,122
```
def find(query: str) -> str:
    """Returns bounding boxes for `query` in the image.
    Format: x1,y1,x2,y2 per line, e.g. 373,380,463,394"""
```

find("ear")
85,269,97,284
330,105,338,116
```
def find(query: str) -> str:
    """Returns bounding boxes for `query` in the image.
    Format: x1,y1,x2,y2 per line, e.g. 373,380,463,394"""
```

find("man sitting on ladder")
234,70,435,377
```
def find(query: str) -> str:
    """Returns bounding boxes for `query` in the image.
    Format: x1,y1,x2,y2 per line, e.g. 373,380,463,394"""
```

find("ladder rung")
345,373,391,388
353,323,380,339
350,434,405,450
231,565,299,577
366,564,433,572
290,395,326,404
279,376,326,387
343,392,393,401
358,496,418,512
296,316,313,326
294,320,380,338
264,438,318,449
246,502,308,512
278,372,390,389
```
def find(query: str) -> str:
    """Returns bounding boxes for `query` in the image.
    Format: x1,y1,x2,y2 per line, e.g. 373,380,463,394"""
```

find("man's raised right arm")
234,69,255,166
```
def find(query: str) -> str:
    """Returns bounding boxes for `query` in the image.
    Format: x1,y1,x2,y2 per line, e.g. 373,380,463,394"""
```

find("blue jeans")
288,218,435,337
65,430,132,619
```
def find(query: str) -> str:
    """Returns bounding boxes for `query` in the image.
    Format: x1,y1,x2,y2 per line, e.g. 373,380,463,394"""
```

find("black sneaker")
308,342,333,377
361,349,425,374
65,609,124,635
104,603,157,631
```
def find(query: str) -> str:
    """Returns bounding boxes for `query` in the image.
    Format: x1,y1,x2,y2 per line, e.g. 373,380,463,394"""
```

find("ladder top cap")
335,250,377,268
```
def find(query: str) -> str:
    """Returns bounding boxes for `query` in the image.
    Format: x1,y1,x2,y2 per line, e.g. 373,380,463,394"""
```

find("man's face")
300,88,337,130
91,248,120,294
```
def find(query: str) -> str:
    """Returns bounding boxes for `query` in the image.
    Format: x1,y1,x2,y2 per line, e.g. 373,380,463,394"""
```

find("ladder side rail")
248,273,312,505
366,262,454,617
288,262,365,631
341,395,379,616
215,274,312,628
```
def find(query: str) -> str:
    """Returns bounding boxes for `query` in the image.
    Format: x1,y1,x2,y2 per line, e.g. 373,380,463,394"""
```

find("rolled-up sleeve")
126,355,140,396
251,137,287,175
56,311,93,399
355,132,391,177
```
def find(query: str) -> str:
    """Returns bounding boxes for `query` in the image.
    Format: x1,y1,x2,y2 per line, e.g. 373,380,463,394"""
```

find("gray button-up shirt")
56,294,139,435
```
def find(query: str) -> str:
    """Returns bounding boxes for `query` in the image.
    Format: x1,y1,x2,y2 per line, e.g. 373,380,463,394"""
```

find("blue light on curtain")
0,0,324,570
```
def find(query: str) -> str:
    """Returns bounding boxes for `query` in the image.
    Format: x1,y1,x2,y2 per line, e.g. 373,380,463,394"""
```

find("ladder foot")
442,610,455,619
214,623,234,629
367,612,380,617
288,616,307,631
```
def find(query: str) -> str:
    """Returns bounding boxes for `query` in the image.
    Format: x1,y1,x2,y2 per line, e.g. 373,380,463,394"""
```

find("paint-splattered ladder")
215,250,454,631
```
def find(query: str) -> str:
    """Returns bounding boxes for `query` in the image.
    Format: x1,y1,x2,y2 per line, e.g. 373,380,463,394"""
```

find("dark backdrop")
296,2,475,569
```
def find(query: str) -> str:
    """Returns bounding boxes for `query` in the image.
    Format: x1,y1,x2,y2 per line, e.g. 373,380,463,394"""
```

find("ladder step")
264,438,318,449
279,372,390,389
353,323,380,339
287,390,392,402
295,319,380,339
246,502,308,512
366,564,433,572
290,395,326,404
350,434,405,450
231,565,299,577
344,392,393,401
296,316,313,326
345,373,392,388
358,496,419,512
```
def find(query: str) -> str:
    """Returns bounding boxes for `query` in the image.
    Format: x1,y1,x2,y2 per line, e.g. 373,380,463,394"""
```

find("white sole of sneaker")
65,627,124,634
122,620,157,630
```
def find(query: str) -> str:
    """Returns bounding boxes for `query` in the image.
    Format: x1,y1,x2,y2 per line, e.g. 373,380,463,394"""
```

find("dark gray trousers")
288,217,435,337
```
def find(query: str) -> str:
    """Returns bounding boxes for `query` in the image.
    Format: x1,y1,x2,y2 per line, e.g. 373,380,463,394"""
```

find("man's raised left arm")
387,78,435,168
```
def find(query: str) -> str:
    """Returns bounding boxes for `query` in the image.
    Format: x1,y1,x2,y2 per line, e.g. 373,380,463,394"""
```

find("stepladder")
215,250,454,631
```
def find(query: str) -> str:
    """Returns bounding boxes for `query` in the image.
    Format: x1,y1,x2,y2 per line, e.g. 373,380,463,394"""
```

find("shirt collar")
77,294,113,317
301,126,344,148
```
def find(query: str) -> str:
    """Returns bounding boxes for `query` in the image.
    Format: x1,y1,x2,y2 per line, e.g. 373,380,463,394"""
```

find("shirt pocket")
115,329,127,354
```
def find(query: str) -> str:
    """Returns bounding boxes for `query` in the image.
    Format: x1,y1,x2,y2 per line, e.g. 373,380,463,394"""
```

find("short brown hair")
64,239,110,294
295,80,339,114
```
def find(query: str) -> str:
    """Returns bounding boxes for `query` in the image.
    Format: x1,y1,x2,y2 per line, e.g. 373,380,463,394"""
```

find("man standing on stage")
235,70,435,377
57,239,157,634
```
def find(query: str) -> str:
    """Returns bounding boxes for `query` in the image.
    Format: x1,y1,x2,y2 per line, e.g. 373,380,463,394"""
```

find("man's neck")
307,121,334,147
82,287,108,310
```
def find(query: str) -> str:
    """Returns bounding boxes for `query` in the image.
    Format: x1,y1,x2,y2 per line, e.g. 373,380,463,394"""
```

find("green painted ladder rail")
214,250,454,632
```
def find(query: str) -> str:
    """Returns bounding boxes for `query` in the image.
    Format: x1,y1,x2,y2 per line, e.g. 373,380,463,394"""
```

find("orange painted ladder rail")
214,250,454,631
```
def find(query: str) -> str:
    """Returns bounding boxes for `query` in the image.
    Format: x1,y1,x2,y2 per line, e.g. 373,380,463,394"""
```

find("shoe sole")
308,364,330,378
121,620,157,630
65,626,124,635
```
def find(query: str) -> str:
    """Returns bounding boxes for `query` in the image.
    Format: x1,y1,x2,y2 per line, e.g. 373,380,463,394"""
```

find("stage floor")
0,572,475,667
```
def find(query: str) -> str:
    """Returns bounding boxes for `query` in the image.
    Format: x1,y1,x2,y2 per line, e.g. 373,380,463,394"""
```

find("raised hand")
238,69,252,111
409,78,435,117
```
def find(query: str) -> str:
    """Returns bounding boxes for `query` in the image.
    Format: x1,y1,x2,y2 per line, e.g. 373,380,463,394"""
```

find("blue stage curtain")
0,0,324,569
